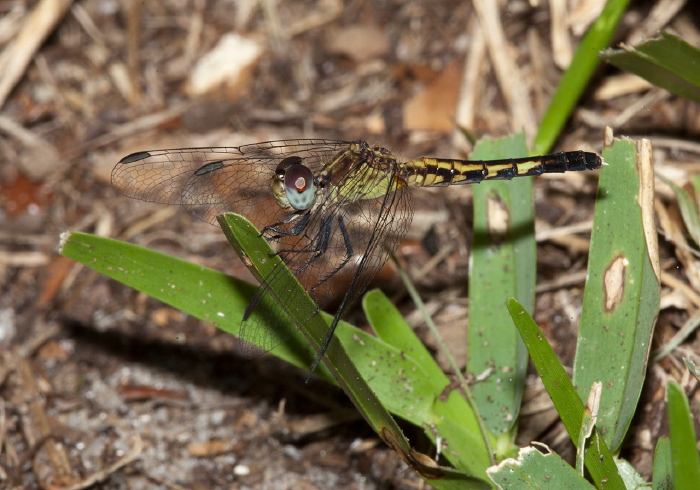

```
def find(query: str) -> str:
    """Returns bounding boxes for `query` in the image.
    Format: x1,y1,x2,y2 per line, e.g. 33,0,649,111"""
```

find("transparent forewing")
113,138,414,360
238,160,413,355
111,139,352,228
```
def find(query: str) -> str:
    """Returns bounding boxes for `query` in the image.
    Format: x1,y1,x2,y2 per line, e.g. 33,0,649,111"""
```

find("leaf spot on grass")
486,192,509,245
604,255,627,312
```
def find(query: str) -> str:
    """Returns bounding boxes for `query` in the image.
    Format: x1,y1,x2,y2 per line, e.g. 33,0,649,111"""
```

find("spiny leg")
289,214,335,276
244,215,334,322
308,215,354,304
261,212,311,241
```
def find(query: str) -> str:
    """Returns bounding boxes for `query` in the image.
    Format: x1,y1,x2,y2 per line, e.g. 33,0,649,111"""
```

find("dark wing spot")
119,151,151,164
194,161,225,176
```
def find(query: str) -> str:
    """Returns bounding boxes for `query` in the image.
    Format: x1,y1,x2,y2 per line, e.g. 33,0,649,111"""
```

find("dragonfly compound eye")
283,162,315,211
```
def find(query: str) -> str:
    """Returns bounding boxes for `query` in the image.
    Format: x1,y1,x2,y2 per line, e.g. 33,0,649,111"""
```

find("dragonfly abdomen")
404,150,601,187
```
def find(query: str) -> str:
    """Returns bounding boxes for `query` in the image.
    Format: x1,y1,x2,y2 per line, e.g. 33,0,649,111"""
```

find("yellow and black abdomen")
403,151,602,187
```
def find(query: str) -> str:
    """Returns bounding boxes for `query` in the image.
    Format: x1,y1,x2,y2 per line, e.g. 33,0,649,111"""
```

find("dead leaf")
326,25,389,62
186,33,264,100
403,62,462,133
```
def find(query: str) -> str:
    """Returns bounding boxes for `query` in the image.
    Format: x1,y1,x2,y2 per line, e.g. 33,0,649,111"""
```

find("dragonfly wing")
237,276,303,358
111,139,352,227
238,162,413,356
113,139,413,362
315,165,413,322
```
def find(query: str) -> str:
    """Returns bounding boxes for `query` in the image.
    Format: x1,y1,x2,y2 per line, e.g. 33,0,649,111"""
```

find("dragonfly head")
270,155,317,212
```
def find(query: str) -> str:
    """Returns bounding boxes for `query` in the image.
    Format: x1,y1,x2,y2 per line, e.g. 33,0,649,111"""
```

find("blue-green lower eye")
284,164,315,210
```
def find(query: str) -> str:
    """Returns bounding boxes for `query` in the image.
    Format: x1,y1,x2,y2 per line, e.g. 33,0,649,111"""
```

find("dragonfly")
112,139,601,376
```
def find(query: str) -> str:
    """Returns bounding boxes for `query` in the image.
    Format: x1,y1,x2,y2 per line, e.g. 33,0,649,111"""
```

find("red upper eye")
284,164,312,192
282,163,315,211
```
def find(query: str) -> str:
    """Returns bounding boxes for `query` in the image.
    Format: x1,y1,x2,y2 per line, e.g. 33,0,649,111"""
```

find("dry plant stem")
593,74,654,100
528,29,548,116
124,0,142,105
656,200,700,292
452,16,487,153
535,269,588,293
627,0,688,42
0,250,49,267
472,0,537,138
70,3,108,45
74,104,189,156
660,271,700,310
285,0,344,37
650,137,700,156
535,220,594,242
652,309,700,363
184,0,206,65
549,0,573,69
0,0,74,110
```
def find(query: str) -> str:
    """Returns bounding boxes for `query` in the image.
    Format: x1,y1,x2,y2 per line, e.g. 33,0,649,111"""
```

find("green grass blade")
363,290,493,476
60,229,489,485
652,436,672,490
58,230,321,371
364,289,444,380
506,298,624,490
667,380,700,490
487,446,596,489
468,134,532,440
614,459,647,488
533,0,631,155
601,31,700,103
573,138,660,452
217,213,487,487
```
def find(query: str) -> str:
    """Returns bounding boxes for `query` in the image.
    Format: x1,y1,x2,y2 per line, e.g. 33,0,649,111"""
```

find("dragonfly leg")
241,217,331,322
305,216,357,379
286,214,334,266
261,212,311,240
308,215,354,303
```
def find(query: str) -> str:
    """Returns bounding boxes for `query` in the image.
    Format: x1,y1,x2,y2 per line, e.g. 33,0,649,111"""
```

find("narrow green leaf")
487,446,596,489
215,216,401,451
652,436,672,490
573,138,660,452
691,175,700,207
506,298,625,490
615,459,647,489
533,0,631,154
218,214,487,487
364,289,444,381
667,380,700,490
363,290,494,474
61,230,491,483
601,31,700,103
59,231,330,371
468,134,531,440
